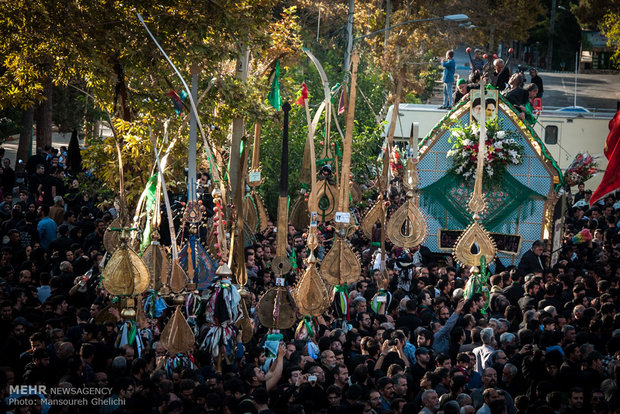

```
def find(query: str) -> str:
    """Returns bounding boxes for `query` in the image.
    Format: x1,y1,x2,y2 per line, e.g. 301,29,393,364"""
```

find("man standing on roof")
440,50,456,110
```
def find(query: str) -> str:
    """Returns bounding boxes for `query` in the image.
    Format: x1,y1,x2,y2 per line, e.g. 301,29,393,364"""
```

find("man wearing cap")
453,78,470,105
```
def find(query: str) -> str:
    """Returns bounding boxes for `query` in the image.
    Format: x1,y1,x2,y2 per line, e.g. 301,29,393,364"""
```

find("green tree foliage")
3,0,535,214
462,0,545,50
527,0,582,70
602,12,620,67
573,0,620,30
0,0,305,204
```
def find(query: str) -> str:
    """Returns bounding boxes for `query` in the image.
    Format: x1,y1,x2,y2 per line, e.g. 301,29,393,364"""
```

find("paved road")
3,132,73,167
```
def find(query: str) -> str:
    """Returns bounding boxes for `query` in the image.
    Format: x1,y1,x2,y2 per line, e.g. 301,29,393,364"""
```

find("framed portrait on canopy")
470,89,499,123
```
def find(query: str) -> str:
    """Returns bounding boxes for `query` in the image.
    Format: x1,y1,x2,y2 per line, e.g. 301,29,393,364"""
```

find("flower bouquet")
390,146,404,178
564,152,599,187
447,117,524,185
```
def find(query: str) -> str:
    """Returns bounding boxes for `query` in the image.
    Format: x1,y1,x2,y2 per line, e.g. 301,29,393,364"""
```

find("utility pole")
343,0,354,73
547,0,557,69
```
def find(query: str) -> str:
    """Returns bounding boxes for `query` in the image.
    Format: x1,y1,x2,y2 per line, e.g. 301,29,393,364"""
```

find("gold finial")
454,80,497,267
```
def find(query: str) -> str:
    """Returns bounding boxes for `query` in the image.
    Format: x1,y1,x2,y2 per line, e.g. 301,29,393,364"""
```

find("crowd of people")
0,129,617,414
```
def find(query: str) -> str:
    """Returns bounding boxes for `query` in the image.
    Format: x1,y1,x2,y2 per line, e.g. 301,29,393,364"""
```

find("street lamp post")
547,0,557,69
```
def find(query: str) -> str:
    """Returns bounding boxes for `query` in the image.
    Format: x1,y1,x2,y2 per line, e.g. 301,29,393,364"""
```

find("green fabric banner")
420,171,546,231
268,60,281,111
140,173,159,252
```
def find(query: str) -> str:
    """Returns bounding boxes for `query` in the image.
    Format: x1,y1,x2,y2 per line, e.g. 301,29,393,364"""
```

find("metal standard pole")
188,65,199,204
344,0,354,72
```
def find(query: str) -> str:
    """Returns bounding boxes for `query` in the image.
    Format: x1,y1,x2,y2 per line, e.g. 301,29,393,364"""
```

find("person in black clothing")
25,149,46,177
83,218,107,254
529,68,543,98
49,167,66,202
418,290,435,326
28,164,47,205
517,280,540,312
517,240,545,276
49,224,73,259
396,299,423,333
1,159,15,195
492,58,510,91
504,73,529,112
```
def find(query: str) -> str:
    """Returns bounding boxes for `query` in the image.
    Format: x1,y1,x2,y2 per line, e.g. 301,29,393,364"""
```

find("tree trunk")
16,107,34,172
35,80,53,149
229,47,249,201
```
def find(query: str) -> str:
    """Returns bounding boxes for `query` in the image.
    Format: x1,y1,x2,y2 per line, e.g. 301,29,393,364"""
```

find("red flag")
295,82,308,106
591,109,620,205
604,110,620,158
338,89,345,115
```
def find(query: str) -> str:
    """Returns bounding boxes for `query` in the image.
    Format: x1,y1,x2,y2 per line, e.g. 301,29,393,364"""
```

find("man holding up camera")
439,50,456,110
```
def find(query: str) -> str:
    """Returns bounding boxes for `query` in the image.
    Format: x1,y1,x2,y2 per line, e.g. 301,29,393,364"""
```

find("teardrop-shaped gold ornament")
350,182,362,204
254,193,268,233
235,289,254,344
386,198,427,248
159,306,195,355
300,136,312,186
311,181,338,223
289,194,310,231
243,195,258,234
103,218,122,253
321,238,361,286
453,221,497,268
142,234,170,291
102,241,150,297
294,262,330,316
256,286,297,329
168,258,188,294
361,199,385,240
